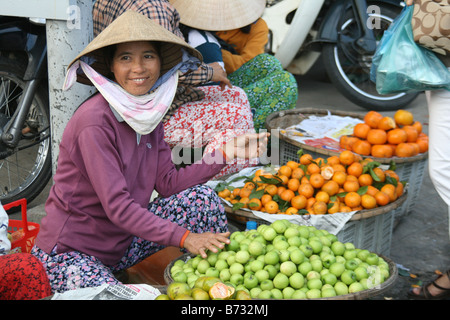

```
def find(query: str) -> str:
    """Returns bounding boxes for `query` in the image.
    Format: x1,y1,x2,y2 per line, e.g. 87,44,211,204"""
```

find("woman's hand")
209,62,232,90
183,231,231,258
222,132,270,161
406,0,414,6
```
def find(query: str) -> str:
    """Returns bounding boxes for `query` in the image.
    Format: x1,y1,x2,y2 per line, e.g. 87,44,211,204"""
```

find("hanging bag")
370,5,450,94
411,0,450,56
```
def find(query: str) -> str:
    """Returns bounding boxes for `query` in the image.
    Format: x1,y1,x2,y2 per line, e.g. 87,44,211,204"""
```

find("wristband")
180,230,190,248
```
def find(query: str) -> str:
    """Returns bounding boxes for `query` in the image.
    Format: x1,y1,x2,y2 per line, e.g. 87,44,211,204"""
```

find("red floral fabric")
0,253,52,300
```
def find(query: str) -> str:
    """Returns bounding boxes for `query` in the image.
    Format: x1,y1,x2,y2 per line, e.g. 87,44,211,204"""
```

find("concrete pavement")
20,66,449,300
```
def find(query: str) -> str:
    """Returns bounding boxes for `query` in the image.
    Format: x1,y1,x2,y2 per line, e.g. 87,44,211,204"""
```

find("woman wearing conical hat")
93,0,259,178
171,0,299,132
31,11,268,293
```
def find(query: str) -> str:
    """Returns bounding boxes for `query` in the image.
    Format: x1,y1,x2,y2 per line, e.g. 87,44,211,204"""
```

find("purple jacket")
35,93,226,265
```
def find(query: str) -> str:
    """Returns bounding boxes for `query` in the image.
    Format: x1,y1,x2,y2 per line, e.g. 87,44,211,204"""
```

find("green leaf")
297,209,309,215
249,189,265,199
357,186,368,195
369,167,381,182
232,202,245,211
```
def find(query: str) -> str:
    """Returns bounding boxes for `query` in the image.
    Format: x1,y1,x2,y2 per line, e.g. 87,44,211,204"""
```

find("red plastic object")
3,198,40,253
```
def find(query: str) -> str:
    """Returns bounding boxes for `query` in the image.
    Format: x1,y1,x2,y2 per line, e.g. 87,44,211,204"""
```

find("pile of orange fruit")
216,149,404,216
339,109,428,158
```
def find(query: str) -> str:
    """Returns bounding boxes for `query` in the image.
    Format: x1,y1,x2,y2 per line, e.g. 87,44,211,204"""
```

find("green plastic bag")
370,5,450,94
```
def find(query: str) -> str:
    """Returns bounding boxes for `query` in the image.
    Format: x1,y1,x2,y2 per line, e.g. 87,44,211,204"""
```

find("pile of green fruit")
162,220,391,299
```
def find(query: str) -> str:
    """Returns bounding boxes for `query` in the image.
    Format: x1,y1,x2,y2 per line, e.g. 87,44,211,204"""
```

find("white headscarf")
63,60,178,135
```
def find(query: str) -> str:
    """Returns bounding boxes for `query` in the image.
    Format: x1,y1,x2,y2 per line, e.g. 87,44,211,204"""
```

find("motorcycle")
0,15,52,209
263,0,418,111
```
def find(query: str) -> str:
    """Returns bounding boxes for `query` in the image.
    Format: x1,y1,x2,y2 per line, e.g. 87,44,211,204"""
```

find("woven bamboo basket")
265,108,428,223
163,253,398,300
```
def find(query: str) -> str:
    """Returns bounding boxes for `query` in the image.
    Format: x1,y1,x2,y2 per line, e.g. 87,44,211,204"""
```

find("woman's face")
110,41,161,96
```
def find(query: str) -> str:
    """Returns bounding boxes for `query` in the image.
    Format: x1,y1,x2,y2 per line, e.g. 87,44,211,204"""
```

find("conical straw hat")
68,10,202,84
170,0,266,31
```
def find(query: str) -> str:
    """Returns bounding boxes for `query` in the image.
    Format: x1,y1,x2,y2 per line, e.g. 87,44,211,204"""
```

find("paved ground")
20,64,449,301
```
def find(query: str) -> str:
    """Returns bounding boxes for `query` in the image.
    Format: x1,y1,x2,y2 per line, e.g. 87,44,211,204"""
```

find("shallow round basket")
224,190,406,225
265,108,428,164
164,253,398,300
265,108,427,222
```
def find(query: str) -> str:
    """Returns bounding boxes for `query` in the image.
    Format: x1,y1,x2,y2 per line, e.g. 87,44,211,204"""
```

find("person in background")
92,0,259,178
405,0,450,300
31,11,269,293
171,0,299,132
0,201,51,300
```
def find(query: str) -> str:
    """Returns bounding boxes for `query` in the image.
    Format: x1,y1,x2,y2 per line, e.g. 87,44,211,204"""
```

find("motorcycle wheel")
0,57,52,211
321,3,419,111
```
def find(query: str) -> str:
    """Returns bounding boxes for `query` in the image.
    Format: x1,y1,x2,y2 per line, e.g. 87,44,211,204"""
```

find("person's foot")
408,270,450,300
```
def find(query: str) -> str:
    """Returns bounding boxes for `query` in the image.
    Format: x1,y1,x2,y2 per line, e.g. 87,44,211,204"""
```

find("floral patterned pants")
228,53,298,132
31,185,228,293
163,85,258,178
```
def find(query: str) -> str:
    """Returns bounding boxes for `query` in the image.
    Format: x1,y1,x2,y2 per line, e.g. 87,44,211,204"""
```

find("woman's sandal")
408,269,450,300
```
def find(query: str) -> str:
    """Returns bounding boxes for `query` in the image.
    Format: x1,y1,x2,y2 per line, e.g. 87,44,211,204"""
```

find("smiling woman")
109,41,162,96
30,10,269,294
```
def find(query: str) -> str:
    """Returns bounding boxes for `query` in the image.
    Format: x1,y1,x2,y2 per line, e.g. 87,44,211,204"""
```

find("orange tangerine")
381,184,397,202
278,165,292,178
265,184,278,196
286,160,300,171
372,167,386,182
412,121,422,134
261,194,273,206
239,197,250,208
239,187,252,199
371,144,394,158
291,167,305,180
364,111,383,128
394,109,414,126
280,189,295,202
366,185,380,197
339,150,356,166
374,191,390,206
312,201,328,215
276,174,289,185
287,178,300,192
344,191,362,208
387,128,408,145
358,173,374,186
327,155,341,166
343,180,360,193
366,129,387,145
315,190,330,203
328,198,341,214
277,186,287,197
248,198,262,211
285,207,299,215
353,123,371,139
307,163,321,175
321,180,340,196
264,200,279,214
384,170,399,182
361,194,377,209
403,125,419,142
291,195,307,210
306,197,316,209
309,173,325,189
394,142,415,158
218,189,231,198
377,116,396,131
300,153,313,165
332,171,348,186
298,183,315,198
347,162,363,177
352,139,372,156
340,135,360,151
332,163,347,173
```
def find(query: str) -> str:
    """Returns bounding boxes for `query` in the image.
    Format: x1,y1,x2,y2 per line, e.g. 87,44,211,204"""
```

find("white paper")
51,283,161,300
